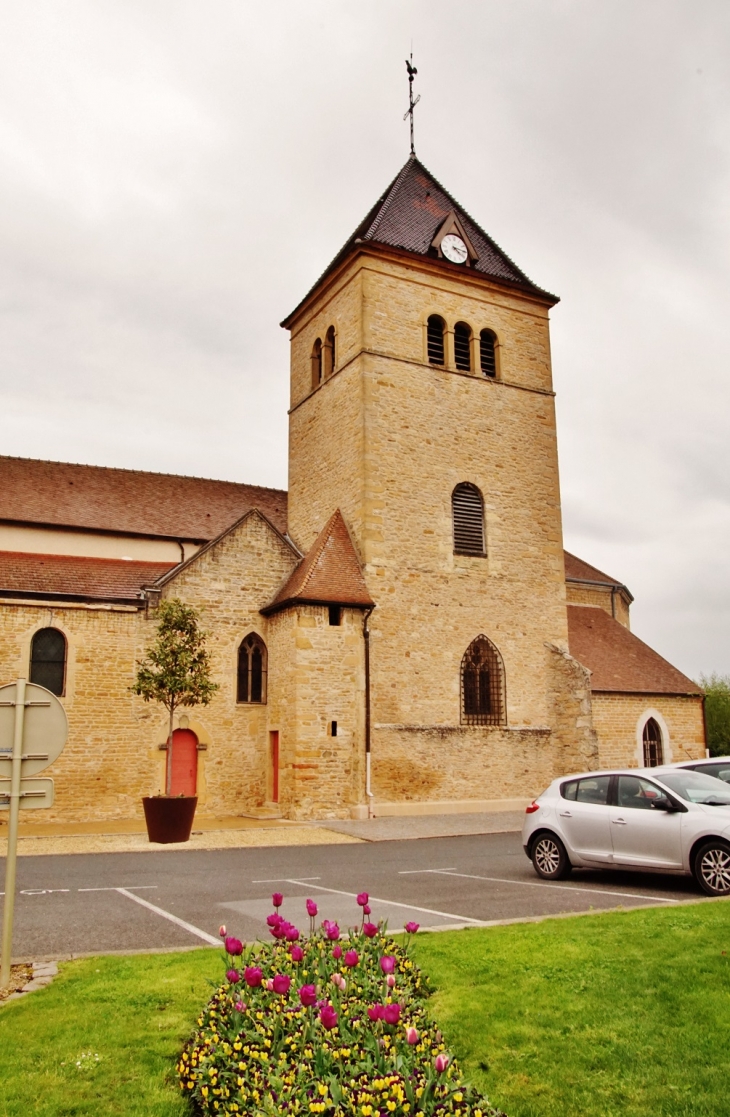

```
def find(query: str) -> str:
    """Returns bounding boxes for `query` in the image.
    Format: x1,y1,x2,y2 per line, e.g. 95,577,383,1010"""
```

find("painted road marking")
115,888,220,944
284,878,484,925
405,868,680,903
251,877,321,884
78,886,158,892
398,868,456,874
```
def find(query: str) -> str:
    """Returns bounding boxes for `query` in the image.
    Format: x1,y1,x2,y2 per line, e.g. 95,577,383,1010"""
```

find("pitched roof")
564,550,622,586
567,605,701,696
262,510,374,614
283,156,557,325
0,456,288,540
0,551,176,604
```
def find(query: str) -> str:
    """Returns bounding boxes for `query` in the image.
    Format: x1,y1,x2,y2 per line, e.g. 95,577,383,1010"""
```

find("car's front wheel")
530,832,572,880
693,840,730,896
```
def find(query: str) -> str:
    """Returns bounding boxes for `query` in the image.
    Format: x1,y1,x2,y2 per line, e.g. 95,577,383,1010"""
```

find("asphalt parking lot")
0,830,706,961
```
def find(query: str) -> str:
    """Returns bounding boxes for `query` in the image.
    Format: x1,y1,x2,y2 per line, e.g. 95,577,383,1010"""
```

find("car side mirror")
652,796,678,812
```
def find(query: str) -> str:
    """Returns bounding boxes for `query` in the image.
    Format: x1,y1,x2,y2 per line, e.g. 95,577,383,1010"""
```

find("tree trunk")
165,704,175,795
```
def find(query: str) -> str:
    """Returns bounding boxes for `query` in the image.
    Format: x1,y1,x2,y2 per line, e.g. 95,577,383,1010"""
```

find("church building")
0,156,705,822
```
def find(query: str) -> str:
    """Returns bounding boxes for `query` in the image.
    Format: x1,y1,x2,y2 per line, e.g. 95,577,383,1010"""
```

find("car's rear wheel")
693,840,730,896
530,833,572,880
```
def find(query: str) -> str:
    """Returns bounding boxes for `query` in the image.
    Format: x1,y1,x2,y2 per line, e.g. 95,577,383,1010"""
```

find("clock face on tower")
440,233,468,264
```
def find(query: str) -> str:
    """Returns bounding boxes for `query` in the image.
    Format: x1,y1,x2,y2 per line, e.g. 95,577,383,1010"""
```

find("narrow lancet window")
311,338,323,389
30,627,67,697
642,717,663,767
324,326,336,378
480,330,497,378
237,634,268,704
461,636,506,726
452,483,486,556
454,322,472,371
427,315,445,365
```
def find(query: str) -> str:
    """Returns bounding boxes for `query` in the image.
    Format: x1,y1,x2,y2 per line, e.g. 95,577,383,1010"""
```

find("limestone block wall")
565,583,631,628
545,643,599,775
591,693,705,769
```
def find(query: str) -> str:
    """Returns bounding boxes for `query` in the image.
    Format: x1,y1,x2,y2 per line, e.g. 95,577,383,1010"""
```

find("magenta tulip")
380,955,396,974
343,949,359,968
332,944,342,960
367,1004,384,1021
244,966,262,987
434,1054,450,1073
306,898,318,917
363,904,371,915
363,922,378,938
224,936,243,956
272,974,291,995
272,892,283,909
319,1003,338,1030
290,944,304,962
299,984,317,1007
226,969,240,983
383,1003,401,1025
356,892,369,907
325,922,341,941
266,912,281,928
404,921,420,934
406,1026,419,1045
285,925,300,942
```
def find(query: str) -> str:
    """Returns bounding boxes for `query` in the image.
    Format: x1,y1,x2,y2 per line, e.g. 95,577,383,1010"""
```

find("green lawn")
1,902,729,1116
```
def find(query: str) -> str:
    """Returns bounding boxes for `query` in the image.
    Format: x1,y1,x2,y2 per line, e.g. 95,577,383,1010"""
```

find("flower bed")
179,893,505,1116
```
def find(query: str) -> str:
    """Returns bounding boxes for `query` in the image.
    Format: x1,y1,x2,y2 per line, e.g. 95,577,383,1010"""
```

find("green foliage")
132,597,219,729
698,673,730,756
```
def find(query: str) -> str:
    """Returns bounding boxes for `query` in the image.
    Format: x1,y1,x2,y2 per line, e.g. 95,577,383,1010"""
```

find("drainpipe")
362,606,375,816
702,693,710,758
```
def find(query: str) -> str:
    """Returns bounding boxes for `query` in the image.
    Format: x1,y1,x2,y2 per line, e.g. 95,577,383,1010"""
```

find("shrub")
179,895,505,1116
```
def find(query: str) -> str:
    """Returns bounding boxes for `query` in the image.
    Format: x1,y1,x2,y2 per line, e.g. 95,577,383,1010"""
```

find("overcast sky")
0,1,728,680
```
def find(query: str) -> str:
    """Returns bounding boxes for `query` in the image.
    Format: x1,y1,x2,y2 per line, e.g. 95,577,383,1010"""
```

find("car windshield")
656,770,730,806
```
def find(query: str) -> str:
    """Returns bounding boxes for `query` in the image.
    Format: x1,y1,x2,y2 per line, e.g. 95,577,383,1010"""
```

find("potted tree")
132,598,219,843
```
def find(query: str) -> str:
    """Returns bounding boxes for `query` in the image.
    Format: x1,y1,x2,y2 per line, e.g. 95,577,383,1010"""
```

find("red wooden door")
270,731,279,803
170,729,198,796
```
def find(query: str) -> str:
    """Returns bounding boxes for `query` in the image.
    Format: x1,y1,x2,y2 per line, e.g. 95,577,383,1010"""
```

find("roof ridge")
296,510,341,596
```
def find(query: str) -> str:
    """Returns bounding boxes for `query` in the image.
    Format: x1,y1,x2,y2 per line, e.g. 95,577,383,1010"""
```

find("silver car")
522,767,730,896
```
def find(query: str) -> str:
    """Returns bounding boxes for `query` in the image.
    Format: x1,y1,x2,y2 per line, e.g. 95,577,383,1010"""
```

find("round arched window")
30,627,67,696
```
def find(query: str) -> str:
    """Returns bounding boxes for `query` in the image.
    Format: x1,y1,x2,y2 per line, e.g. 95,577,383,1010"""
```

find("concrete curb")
2,960,58,1004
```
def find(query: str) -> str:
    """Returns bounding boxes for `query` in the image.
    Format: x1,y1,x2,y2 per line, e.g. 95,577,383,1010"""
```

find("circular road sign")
0,681,68,778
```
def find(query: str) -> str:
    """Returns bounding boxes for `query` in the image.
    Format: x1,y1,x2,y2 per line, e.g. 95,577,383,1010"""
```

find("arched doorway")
170,728,198,796
642,717,664,767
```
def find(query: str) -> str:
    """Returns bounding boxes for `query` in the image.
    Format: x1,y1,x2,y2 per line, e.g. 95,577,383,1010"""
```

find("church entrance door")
170,728,198,797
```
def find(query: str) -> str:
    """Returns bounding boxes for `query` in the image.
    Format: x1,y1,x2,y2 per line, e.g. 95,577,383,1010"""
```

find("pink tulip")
363,922,378,938
325,922,341,941
218,925,227,938
272,974,291,995
357,892,369,907
266,978,274,991
332,944,342,960
406,1027,419,1045
306,899,318,917
272,892,283,909
290,944,304,962
266,913,281,928
271,922,287,940
226,969,240,983
367,1004,384,1021
383,1003,401,1025
386,975,396,988
225,936,243,956
434,1054,450,1074
380,955,396,974
299,984,317,1007
363,904,371,915
332,972,346,991
234,1000,245,1012
285,925,300,942
319,1003,338,1030
343,949,359,968
404,921,420,934
244,966,262,987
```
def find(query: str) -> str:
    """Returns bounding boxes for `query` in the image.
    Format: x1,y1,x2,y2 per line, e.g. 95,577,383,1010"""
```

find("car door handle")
612,818,627,825
559,811,572,817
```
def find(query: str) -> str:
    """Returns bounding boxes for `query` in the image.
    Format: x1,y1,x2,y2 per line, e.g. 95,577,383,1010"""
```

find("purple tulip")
226,969,240,983
404,922,420,934
356,892,369,907
434,1054,450,1074
367,1004,384,1021
383,1003,401,1025
272,973,291,995
306,899,318,917
224,936,243,956
363,922,378,938
290,944,304,962
343,949,359,968
272,892,283,909
244,966,262,988
299,984,317,1007
332,944,342,960
319,1003,338,1030
380,955,396,974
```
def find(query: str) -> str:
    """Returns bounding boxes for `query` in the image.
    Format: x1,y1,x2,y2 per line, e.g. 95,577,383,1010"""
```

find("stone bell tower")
281,156,597,809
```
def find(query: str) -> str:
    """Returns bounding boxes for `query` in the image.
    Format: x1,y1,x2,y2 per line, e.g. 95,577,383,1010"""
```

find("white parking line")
251,877,321,884
78,886,158,893
417,868,680,903
115,888,220,944
284,878,484,924
398,868,457,875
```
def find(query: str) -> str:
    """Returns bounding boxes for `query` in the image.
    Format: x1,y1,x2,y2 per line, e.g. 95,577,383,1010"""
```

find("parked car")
664,756,730,784
522,767,730,896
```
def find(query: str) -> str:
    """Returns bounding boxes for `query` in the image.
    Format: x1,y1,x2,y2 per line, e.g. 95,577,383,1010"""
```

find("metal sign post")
0,679,67,988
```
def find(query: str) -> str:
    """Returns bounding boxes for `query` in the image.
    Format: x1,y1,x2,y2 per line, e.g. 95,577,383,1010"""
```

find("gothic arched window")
452,482,486,556
30,627,67,697
427,315,445,365
461,636,506,726
642,717,663,767
324,326,336,378
311,338,323,389
480,329,497,378
237,634,267,704
454,321,472,372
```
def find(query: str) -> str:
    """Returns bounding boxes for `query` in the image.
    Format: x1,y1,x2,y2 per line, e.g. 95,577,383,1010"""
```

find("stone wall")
565,583,631,628
591,693,705,769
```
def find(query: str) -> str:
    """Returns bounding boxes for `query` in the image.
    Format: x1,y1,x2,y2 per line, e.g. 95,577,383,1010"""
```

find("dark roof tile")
0,551,176,604
263,510,374,613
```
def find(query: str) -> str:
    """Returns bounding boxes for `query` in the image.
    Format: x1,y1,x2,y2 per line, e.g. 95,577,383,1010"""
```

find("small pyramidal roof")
263,510,374,614
284,156,557,323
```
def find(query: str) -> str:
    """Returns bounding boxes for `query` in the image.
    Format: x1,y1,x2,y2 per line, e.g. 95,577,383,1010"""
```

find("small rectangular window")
328,606,342,626
331,721,338,737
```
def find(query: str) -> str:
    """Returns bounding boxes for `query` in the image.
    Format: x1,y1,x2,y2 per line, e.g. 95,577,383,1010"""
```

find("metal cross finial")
404,54,420,156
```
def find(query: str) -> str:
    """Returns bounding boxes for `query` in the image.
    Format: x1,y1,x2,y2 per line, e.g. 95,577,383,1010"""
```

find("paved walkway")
321,810,524,842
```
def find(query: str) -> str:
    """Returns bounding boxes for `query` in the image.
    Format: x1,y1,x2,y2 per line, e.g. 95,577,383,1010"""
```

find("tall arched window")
452,483,486,556
642,717,663,767
480,329,497,378
427,315,445,365
237,634,267,704
311,338,323,389
454,322,472,372
30,627,66,697
323,326,336,378
461,636,506,726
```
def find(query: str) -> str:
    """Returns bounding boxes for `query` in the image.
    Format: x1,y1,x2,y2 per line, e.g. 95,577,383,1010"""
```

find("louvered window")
642,717,663,767
452,483,486,556
324,326,336,378
480,330,497,378
427,315,445,365
461,635,505,726
30,627,66,696
311,338,323,389
454,322,472,371
237,633,267,703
